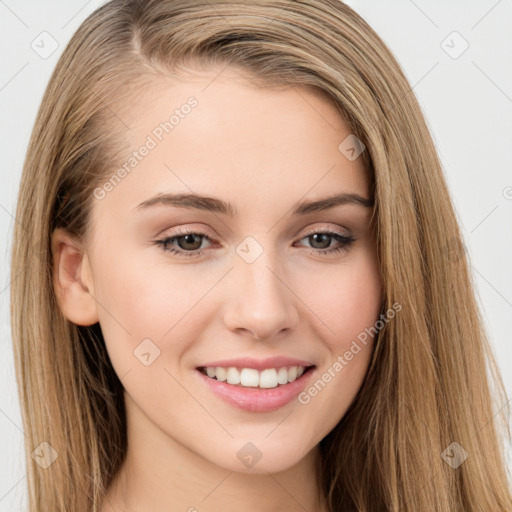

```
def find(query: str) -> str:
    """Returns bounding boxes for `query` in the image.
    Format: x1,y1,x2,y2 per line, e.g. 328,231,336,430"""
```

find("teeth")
240,368,259,387
259,368,278,388
202,365,309,388
215,367,227,382
277,367,288,384
226,367,241,385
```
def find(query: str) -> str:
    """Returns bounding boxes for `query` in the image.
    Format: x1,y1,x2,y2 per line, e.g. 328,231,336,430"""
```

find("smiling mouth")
197,365,315,389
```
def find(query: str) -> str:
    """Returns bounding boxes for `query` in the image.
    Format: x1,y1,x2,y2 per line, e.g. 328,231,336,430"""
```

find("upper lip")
197,356,315,371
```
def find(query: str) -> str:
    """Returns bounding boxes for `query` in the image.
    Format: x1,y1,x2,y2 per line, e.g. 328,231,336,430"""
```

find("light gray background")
1,0,511,510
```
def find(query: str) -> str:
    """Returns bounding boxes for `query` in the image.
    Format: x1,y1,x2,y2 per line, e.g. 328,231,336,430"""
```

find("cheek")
91,250,219,370
303,248,382,349
295,249,381,419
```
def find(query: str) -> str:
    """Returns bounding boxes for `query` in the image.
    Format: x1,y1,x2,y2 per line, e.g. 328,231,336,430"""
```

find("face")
54,66,382,475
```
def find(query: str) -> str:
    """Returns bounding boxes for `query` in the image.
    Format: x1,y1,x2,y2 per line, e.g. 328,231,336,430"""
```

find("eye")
154,228,213,258
295,229,355,256
153,227,355,258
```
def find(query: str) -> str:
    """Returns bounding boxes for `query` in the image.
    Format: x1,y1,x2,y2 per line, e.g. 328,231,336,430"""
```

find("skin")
51,66,383,512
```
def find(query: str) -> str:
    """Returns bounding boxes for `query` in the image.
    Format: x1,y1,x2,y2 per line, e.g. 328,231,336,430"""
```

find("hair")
10,0,512,510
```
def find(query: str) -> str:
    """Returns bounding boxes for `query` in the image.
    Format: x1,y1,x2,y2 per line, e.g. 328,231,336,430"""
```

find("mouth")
197,364,315,389
195,363,317,413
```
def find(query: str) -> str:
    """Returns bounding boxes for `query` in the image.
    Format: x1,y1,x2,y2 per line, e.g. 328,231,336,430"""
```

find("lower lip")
196,367,315,413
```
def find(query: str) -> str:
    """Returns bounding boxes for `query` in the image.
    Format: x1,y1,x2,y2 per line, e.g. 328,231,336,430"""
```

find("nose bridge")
223,235,298,339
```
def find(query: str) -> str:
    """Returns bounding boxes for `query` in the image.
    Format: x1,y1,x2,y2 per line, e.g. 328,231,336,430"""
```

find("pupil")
312,233,330,249
180,234,201,250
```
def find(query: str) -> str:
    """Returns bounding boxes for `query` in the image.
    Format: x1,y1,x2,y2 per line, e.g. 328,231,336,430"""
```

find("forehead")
92,66,370,223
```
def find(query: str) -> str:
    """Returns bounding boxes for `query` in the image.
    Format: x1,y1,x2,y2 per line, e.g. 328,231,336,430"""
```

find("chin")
206,440,314,474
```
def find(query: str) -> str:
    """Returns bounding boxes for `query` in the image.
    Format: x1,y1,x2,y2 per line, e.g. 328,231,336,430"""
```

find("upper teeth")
204,366,306,388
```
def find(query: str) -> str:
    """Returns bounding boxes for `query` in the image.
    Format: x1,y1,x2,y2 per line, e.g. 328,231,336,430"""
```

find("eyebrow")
134,192,374,216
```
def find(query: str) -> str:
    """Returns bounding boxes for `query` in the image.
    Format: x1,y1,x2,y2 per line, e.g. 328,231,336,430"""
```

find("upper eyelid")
300,226,350,237
158,227,351,244
159,223,352,239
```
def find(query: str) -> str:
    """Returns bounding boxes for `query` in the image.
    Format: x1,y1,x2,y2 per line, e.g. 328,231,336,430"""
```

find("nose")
222,246,299,341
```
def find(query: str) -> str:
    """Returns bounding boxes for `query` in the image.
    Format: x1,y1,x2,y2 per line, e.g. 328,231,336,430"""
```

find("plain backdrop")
1,0,511,510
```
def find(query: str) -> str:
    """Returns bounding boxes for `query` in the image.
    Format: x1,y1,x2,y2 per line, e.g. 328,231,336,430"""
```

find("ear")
51,227,99,326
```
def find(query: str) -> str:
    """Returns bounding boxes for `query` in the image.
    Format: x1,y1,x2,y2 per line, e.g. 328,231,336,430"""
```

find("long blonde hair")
10,1,511,510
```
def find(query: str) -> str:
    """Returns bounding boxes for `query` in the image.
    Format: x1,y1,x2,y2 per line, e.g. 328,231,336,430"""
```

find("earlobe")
51,227,99,326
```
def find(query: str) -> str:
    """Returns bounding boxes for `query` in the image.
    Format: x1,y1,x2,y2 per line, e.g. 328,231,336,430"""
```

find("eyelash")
154,227,355,259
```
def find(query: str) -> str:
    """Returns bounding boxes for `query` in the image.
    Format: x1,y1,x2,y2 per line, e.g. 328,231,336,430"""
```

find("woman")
10,0,512,510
